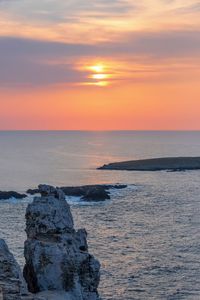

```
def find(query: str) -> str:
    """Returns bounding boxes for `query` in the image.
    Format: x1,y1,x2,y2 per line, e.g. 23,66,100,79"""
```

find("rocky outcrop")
26,189,39,195
1,184,127,202
0,239,48,300
0,238,26,300
98,156,200,171
27,184,127,201
0,185,101,299
23,185,100,300
61,184,127,201
0,191,27,200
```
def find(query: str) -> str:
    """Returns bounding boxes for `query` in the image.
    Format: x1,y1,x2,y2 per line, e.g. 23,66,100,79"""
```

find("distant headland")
98,157,200,171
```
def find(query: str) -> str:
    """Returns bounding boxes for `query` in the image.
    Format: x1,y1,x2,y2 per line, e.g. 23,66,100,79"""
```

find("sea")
0,131,200,300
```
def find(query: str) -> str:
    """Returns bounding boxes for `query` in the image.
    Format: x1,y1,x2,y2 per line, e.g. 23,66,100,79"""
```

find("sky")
0,0,200,130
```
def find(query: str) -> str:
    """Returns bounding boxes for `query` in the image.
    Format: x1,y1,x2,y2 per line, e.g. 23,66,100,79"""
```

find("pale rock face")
25,184,74,239
0,239,26,300
23,185,100,300
0,239,47,300
0,184,100,300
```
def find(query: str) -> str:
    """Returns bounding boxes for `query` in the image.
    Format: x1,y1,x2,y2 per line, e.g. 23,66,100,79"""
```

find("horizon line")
0,129,200,132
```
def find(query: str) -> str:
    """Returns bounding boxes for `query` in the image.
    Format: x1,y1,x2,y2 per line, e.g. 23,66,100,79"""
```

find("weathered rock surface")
23,185,100,300
0,191,27,200
0,239,26,300
98,156,200,171
0,239,47,300
27,184,127,201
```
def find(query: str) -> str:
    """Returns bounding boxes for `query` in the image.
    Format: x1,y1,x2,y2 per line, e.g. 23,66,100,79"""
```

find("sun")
89,64,105,73
78,62,111,86
91,73,108,80
87,63,110,86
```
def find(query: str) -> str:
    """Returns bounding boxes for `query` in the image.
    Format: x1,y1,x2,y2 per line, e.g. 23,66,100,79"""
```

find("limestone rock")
23,185,100,300
0,239,27,300
25,184,74,239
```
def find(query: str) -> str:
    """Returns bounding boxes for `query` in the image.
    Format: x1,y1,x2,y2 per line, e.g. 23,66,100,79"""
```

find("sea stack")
23,185,101,300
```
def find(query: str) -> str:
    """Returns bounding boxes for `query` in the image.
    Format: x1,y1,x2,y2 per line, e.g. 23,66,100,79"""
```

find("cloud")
0,29,200,88
0,36,99,58
2,29,200,58
0,0,137,23
169,1,200,14
119,30,200,58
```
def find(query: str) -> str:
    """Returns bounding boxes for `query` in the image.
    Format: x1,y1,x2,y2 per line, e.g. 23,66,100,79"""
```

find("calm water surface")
0,131,200,299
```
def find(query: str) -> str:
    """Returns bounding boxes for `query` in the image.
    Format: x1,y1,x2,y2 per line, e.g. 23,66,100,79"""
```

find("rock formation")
27,184,127,201
0,238,26,300
0,239,45,300
23,185,100,300
0,185,101,299
0,191,27,200
61,184,127,201
98,156,200,171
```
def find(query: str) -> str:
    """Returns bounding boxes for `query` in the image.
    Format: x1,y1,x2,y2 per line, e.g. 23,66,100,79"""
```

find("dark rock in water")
61,185,111,201
27,184,127,202
62,184,127,201
26,189,39,195
98,157,200,171
0,191,27,200
23,185,100,300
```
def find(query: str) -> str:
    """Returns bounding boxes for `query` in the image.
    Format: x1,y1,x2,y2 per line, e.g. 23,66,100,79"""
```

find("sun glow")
95,81,109,87
77,61,118,86
83,63,111,86
91,73,108,80
89,64,105,73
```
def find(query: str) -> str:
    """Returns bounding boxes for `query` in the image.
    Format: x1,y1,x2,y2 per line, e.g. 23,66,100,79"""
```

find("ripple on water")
0,174,200,299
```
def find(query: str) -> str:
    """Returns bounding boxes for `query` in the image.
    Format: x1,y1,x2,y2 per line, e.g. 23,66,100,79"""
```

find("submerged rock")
0,191,27,200
23,185,100,300
27,184,127,201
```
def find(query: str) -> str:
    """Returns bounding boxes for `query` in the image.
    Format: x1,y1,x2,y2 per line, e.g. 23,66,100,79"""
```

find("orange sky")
0,0,200,130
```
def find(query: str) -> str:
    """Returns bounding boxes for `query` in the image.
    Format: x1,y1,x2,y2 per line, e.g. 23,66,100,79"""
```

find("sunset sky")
0,0,200,130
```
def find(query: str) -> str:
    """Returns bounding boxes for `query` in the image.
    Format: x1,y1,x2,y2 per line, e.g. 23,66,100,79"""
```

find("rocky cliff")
0,185,100,300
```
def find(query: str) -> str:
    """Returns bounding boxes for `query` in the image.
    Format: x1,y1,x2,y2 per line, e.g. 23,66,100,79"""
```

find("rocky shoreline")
0,184,127,201
0,185,101,300
98,156,200,171
0,191,27,200
27,184,127,201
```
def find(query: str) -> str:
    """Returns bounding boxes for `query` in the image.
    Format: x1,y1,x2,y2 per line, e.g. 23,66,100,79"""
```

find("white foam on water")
0,195,34,204
65,195,109,206
65,184,137,206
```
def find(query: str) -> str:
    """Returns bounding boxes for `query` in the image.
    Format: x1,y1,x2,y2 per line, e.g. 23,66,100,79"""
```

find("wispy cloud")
0,0,200,88
169,2,200,14
1,29,200,88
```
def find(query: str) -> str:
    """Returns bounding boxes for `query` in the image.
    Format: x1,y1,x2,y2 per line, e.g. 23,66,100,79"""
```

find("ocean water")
0,131,200,299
